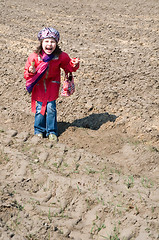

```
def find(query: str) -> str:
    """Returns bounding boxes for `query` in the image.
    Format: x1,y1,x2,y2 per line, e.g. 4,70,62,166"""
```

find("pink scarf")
26,52,54,93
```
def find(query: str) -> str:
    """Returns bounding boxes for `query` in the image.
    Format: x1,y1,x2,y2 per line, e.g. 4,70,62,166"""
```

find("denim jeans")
34,101,58,137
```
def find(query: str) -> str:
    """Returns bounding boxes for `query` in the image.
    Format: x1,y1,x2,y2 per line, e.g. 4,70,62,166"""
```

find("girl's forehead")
43,37,56,41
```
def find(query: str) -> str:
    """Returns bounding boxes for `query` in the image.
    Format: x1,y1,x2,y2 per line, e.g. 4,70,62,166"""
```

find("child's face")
42,38,57,55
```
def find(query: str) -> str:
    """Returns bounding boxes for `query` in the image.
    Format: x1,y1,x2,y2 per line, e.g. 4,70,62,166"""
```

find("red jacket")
24,51,79,115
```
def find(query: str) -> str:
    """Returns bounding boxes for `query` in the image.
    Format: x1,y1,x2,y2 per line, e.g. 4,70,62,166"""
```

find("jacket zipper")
44,64,49,93
44,79,47,92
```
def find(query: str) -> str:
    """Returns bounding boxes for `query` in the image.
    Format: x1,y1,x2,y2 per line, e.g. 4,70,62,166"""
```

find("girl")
24,27,79,141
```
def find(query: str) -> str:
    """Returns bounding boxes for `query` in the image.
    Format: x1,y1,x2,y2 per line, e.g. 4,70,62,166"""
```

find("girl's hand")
70,58,80,67
28,60,36,74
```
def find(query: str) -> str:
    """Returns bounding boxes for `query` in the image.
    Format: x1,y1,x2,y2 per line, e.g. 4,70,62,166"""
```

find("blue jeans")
34,101,58,137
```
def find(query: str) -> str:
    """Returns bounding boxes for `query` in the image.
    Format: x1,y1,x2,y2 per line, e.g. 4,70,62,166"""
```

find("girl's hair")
34,40,62,56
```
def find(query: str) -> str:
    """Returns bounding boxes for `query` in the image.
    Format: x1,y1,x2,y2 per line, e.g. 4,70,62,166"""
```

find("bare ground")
0,0,159,239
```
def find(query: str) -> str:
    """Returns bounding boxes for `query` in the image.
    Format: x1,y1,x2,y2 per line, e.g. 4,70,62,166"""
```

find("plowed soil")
0,0,159,239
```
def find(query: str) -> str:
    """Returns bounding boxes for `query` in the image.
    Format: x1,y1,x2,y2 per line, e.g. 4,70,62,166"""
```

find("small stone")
6,129,18,137
45,142,53,148
30,135,42,145
120,227,135,240
10,232,15,238
34,159,39,163
4,138,13,146
38,152,49,163
16,131,30,142
85,101,93,111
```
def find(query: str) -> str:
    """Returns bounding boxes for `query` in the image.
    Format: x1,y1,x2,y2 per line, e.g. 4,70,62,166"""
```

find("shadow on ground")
58,112,118,136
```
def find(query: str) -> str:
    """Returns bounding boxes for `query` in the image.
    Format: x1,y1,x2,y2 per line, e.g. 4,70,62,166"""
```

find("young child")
24,27,79,141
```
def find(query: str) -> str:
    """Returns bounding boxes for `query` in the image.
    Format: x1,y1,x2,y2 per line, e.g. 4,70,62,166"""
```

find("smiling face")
42,38,57,55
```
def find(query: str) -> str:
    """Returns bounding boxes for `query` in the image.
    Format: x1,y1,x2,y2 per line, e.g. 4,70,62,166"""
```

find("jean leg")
34,101,46,135
46,101,58,137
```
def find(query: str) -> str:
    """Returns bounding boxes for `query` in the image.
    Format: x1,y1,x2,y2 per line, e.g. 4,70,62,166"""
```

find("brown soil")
0,0,159,239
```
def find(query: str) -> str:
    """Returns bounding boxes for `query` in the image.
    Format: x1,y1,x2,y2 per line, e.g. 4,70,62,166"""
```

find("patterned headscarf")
38,27,60,43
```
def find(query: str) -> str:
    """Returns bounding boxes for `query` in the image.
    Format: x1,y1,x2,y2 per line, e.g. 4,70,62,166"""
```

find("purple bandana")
38,27,60,43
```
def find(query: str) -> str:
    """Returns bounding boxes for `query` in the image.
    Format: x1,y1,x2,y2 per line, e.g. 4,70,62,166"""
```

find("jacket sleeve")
24,53,38,80
60,52,79,74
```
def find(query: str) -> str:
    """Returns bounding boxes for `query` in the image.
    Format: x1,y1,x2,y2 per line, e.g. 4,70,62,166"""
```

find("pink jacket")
24,51,79,115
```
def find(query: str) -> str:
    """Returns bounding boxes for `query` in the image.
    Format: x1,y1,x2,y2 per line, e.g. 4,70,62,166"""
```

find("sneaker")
49,134,58,142
36,133,43,138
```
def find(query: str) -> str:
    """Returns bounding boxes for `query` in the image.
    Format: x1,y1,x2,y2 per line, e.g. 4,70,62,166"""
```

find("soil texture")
0,0,159,239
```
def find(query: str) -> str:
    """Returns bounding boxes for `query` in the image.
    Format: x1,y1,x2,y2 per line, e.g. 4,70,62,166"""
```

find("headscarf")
37,27,60,43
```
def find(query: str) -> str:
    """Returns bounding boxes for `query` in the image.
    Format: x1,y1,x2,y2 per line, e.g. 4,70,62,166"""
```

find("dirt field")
0,0,159,239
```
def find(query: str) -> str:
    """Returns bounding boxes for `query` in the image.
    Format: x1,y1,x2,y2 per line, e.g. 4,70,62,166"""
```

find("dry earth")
0,0,159,239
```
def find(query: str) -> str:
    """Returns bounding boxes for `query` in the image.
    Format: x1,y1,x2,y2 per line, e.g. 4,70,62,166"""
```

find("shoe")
49,134,58,142
36,133,43,138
